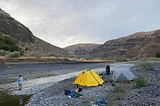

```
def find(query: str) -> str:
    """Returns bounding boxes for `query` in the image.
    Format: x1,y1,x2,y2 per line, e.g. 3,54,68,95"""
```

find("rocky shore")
28,77,113,106
28,61,160,106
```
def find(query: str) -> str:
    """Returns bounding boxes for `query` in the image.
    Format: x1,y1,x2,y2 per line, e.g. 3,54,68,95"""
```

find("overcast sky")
0,0,160,47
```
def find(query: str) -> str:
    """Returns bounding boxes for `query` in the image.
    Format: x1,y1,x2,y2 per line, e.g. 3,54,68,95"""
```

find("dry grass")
113,85,126,100
133,76,148,88
105,100,115,106
115,92,126,100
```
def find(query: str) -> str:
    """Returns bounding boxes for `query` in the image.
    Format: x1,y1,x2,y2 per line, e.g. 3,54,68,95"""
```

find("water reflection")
0,91,31,106
19,96,23,105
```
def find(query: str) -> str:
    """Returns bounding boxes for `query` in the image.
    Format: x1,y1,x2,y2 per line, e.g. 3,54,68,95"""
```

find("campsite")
1,1,160,106
1,61,160,106
27,61,160,106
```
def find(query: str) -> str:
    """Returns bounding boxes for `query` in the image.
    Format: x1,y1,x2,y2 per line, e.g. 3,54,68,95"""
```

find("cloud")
0,0,160,47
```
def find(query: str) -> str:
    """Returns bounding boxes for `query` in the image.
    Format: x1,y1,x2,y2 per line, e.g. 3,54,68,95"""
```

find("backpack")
64,90,71,95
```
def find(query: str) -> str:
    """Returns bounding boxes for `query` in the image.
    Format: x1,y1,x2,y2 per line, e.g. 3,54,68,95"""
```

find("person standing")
18,75,23,90
105,65,110,80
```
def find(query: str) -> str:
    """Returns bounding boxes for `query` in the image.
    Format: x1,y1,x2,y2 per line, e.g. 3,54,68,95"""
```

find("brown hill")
0,8,68,56
90,30,160,58
64,43,101,57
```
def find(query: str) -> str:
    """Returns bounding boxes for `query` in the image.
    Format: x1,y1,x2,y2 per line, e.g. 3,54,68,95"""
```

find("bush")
115,92,126,100
116,57,128,62
134,76,148,88
25,47,29,51
113,85,127,100
20,50,24,56
156,52,160,58
7,51,20,58
0,50,10,56
0,50,6,56
0,36,21,52
105,101,115,106
113,85,126,93
31,52,41,58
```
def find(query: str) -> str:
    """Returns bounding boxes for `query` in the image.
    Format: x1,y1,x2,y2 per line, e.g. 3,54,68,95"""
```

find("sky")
0,0,160,47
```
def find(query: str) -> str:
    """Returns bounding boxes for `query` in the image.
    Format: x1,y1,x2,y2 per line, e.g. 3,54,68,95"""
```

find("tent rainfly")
112,69,136,81
74,70,104,87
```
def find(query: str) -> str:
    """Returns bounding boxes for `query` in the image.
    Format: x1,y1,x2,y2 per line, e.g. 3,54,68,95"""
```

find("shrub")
20,50,24,56
7,51,20,58
113,85,127,100
156,52,160,58
31,52,41,58
113,85,126,93
0,50,10,56
0,36,21,52
134,76,148,88
0,50,6,56
105,101,115,106
116,57,127,62
115,92,126,100
25,47,29,51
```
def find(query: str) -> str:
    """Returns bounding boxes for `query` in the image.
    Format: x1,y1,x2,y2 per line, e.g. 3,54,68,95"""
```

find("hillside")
90,29,160,58
64,43,101,56
0,8,68,56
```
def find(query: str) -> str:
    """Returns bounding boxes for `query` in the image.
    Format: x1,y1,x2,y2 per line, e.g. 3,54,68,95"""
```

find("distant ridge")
90,29,160,58
1,8,159,58
0,8,68,56
64,43,101,56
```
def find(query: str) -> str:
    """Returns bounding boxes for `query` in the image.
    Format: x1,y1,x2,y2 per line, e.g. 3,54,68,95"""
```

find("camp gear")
64,90,74,95
68,92,83,98
112,69,136,81
64,90,71,95
74,70,104,86
78,87,82,92
75,87,83,92
97,98,107,106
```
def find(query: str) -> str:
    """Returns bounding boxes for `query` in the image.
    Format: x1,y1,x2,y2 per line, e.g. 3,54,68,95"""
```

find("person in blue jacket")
18,75,23,90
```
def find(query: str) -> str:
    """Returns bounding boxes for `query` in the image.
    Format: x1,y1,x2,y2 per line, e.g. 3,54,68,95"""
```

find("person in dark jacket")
75,85,82,92
105,65,111,80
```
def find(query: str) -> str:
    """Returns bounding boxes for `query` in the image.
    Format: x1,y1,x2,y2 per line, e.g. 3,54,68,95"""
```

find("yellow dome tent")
74,70,104,87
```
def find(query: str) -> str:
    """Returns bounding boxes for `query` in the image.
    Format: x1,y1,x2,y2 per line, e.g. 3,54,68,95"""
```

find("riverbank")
0,62,133,95
26,62,134,106
0,62,134,106
1,61,159,106
0,62,110,85
28,61,160,106
0,56,117,65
